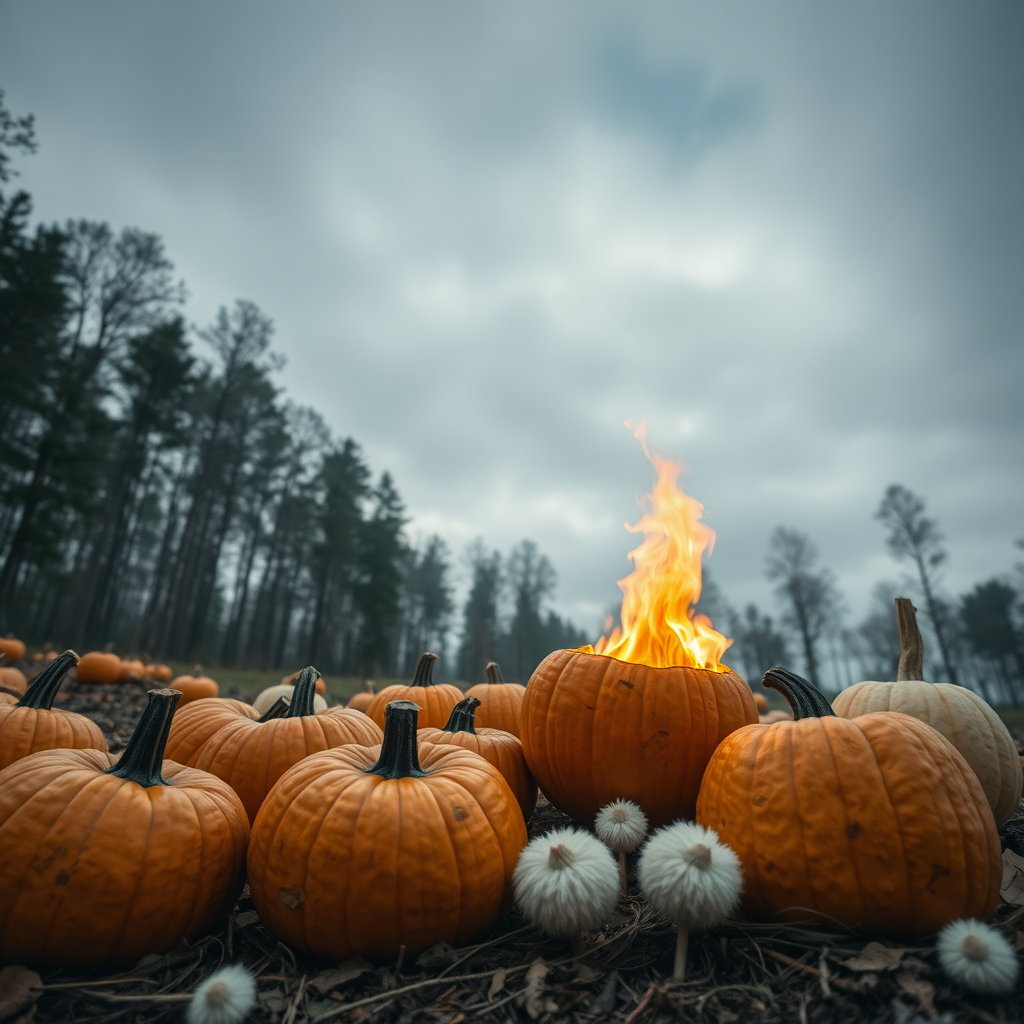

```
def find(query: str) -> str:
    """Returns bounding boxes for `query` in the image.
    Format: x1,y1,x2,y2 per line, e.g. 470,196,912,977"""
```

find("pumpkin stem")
105,688,181,787
895,597,925,681
367,700,427,779
258,695,291,722
17,649,78,709
284,666,321,718
411,652,439,687
192,664,203,678
442,696,481,734
484,661,503,684
761,667,836,720
364,680,374,694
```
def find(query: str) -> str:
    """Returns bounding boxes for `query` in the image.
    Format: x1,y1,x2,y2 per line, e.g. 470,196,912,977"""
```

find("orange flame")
591,425,732,671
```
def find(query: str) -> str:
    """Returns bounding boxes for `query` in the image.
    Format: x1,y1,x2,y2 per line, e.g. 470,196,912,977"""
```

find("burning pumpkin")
521,432,757,826
832,598,1022,826
366,652,463,729
464,662,526,737
696,667,1001,937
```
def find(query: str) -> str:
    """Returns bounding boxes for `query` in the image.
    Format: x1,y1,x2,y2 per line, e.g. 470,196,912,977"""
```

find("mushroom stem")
618,851,628,896
673,925,690,981
895,597,925,681
570,933,585,957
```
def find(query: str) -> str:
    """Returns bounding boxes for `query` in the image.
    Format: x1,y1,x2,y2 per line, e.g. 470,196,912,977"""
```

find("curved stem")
105,688,181,787
284,666,320,718
258,695,291,722
367,700,427,779
17,650,78,709
442,696,480,734
411,652,439,687
485,661,503,684
895,597,925,681
761,667,835,720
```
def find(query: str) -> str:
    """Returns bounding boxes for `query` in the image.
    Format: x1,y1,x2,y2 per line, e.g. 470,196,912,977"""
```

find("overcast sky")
2,2,1022,645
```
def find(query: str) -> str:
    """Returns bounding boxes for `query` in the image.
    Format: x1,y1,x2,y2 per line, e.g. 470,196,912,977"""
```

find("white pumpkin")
252,683,327,716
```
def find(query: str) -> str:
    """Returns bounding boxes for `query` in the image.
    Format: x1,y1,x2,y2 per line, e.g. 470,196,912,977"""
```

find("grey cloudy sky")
2,1,1022,644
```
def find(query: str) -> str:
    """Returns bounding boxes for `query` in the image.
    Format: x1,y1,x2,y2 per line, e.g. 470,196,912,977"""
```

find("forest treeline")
0,91,585,681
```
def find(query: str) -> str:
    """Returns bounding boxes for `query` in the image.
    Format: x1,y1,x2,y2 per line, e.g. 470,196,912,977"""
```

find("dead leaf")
1000,849,1024,906
416,942,458,970
488,968,507,1002
309,957,373,995
896,973,937,1020
234,910,260,928
573,964,602,984
0,967,42,1022
843,941,905,972
522,958,556,1020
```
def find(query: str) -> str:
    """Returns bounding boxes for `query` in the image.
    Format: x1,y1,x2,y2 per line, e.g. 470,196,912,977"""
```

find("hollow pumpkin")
281,669,327,696
76,650,122,684
419,696,537,819
366,652,463,729
464,661,526,737
165,697,263,766
0,637,26,663
253,682,328,716
0,688,249,968
170,665,220,704
346,680,376,713
695,666,1002,938
0,651,108,771
832,598,1022,826
521,648,758,827
195,667,382,822
248,699,527,962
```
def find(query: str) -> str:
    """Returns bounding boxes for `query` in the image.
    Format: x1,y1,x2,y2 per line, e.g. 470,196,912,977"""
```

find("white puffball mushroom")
937,919,1019,995
186,965,257,1024
513,826,620,955
639,821,743,981
595,799,649,895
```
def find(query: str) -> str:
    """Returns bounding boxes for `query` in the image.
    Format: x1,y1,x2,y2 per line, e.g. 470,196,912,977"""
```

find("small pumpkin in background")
147,664,172,683
751,691,768,713
419,696,537,819
696,666,1001,938
0,637,26,663
165,697,264,766
247,699,527,962
0,655,28,697
0,692,17,706
170,665,220,704
464,661,525,737
366,652,463,729
759,708,792,724
253,682,327,716
346,680,375,713
195,667,382,822
119,658,147,682
33,647,59,667
0,651,108,771
281,669,327,696
832,598,1022,826
0,687,249,968
76,651,122,685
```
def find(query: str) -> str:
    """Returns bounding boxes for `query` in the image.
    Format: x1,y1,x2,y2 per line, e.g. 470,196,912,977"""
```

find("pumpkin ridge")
105,787,157,960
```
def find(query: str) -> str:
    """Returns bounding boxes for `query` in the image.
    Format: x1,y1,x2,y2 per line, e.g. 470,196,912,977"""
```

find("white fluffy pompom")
638,820,742,929
595,799,649,854
186,965,257,1024
937,919,1019,995
513,827,620,937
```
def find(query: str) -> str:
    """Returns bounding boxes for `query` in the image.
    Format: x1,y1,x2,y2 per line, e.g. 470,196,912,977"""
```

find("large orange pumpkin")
464,661,526,737
165,697,262,766
0,688,249,968
170,665,220,704
195,667,382,822
521,648,758,826
366,652,463,729
76,651,122,684
0,637,26,663
695,667,1002,938
419,696,537,820
0,651,108,771
248,699,527,962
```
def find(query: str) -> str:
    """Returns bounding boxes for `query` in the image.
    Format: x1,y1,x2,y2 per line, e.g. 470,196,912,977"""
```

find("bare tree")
875,484,958,683
765,527,840,688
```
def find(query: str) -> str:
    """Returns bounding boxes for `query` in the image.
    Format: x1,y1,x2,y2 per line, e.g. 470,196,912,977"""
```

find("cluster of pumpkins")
0,595,1019,972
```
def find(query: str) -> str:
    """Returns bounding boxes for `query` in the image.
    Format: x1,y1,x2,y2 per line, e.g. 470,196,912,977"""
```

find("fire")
590,425,732,671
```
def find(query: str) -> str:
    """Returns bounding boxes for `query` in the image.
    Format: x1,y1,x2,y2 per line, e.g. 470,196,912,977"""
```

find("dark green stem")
895,598,925,681
105,688,181,787
258,695,291,722
17,650,78,709
442,696,480,734
411,652,439,687
284,666,320,718
367,700,427,779
761,667,835,720
485,661,503,684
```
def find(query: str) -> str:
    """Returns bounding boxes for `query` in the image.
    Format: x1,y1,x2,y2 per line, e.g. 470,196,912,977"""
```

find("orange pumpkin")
165,697,262,766
76,651,122,684
0,688,249,968
420,696,537,819
752,691,768,712
247,699,527,962
696,667,1002,937
0,658,28,697
147,664,173,683
0,637,26,663
346,680,376,713
281,669,327,696
195,667,382,822
119,658,147,682
521,648,758,827
0,651,108,771
170,665,219,704
366,652,463,729
464,661,526,737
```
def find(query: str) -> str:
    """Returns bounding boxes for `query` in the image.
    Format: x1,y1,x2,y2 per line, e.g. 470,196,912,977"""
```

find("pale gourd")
252,682,327,716
833,597,1022,826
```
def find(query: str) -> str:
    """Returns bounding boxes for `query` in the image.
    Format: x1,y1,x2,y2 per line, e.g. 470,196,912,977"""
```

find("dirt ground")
8,678,1024,1023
